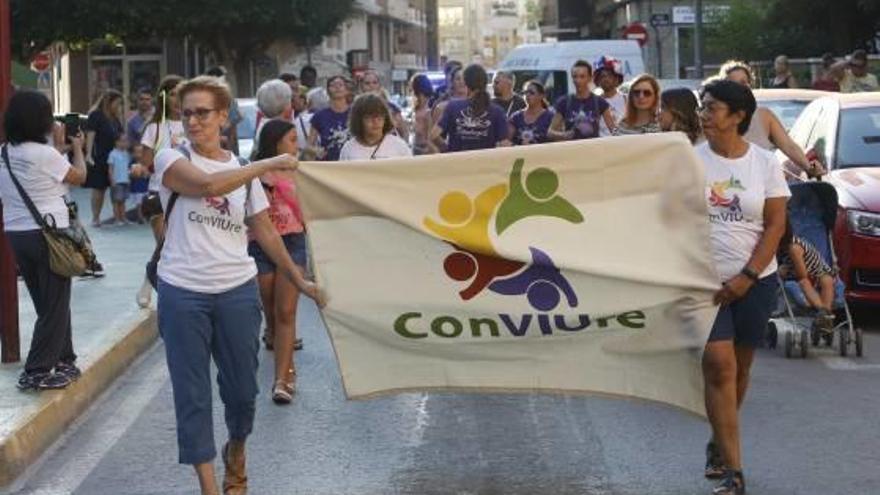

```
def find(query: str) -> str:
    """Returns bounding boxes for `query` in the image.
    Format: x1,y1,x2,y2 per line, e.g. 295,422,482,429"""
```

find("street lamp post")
694,0,704,78
0,0,21,364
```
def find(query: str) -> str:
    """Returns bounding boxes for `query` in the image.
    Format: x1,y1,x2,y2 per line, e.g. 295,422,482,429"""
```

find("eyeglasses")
630,89,654,98
181,108,217,121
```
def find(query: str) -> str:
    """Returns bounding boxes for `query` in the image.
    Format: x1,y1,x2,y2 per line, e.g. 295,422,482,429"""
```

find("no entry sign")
623,23,649,47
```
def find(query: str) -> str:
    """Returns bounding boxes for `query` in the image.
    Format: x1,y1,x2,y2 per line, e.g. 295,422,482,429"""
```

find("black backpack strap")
2,145,48,229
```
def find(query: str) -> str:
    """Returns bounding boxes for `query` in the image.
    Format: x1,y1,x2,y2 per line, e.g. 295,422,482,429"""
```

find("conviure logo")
423,158,583,311
393,158,646,340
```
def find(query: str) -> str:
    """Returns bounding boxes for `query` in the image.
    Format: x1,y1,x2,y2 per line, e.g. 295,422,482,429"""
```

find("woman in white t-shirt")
0,90,87,391
697,80,790,495
136,75,187,308
153,76,322,495
339,93,413,161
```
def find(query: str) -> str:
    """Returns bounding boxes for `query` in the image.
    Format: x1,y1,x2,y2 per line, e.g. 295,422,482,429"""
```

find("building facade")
539,0,737,79
438,0,542,68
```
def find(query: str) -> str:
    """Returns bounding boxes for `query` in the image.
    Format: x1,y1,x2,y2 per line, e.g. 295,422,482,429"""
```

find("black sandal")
712,469,745,494
705,441,724,479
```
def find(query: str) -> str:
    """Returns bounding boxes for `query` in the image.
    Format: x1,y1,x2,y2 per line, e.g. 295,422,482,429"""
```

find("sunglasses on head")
630,88,654,98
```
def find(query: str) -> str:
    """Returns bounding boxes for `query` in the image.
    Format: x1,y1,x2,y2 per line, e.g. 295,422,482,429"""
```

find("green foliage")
11,0,355,65
706,0,880,62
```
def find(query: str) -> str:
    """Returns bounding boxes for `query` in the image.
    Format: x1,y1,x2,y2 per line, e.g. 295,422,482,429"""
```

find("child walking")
107,135,132,225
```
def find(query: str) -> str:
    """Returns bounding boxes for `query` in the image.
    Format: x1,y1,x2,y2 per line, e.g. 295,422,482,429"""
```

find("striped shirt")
779,236,834,279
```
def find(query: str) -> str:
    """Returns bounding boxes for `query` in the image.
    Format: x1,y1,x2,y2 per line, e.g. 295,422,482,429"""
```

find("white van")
499,40,646,103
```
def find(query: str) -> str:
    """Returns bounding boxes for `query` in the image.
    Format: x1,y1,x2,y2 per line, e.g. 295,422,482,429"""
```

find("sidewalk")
0,188,157,487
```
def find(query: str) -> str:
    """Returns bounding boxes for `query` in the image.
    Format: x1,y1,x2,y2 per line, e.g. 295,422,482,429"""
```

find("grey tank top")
744,108,774,150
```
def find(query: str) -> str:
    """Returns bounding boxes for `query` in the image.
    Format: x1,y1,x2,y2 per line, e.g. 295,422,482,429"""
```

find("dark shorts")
708,274,778,348
111,183,129,202
84,162,110,189
140,191,163,219
248,233,307,275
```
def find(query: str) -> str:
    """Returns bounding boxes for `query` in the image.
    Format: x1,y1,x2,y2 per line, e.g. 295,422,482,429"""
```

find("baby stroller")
766,182,863,359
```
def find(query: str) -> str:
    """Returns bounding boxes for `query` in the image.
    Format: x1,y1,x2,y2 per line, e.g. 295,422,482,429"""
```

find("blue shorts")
248,233,307,275
708,274,778,348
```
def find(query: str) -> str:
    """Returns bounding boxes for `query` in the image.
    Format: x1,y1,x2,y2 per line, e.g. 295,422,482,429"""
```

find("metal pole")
694,0,704,78
0,0,21,363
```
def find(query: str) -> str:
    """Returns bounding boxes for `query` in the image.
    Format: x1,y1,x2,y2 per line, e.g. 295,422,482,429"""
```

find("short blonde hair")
176,76,233,111
718,60,755,86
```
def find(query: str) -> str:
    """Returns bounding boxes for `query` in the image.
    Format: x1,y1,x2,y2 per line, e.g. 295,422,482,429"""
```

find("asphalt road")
6,289,880,495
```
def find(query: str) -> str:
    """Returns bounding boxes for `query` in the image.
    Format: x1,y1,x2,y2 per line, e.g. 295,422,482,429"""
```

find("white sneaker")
136,278,152,308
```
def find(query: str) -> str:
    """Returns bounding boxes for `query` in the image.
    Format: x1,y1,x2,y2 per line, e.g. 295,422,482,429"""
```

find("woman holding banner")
153,76,322,495
697,79,789,495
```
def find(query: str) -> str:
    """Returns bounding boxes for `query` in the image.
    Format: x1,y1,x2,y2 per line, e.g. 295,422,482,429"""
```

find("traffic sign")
623,23,649,47
650,13,671,27
30,51,51,73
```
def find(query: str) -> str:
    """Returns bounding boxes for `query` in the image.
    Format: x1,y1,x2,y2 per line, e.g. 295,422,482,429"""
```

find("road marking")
9,345,168,495
820,357,880,371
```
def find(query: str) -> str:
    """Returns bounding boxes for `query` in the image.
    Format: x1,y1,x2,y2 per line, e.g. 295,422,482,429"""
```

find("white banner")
297,134,720,415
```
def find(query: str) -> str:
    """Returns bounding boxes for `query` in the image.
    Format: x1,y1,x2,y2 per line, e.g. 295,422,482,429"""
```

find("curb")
0,311,157,488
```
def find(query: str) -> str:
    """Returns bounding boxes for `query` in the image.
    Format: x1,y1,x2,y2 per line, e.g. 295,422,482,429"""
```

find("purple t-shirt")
509,109,555,145
439,99,509,152
553,94,610,140
310,107,351,161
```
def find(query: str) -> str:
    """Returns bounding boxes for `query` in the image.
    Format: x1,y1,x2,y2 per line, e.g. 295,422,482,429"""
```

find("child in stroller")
777,221,836,331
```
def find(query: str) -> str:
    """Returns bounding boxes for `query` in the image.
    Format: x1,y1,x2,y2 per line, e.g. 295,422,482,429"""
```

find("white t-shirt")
154,146,269,294
600,91,626,137
338,134,412,161
0,143,71,231
142,120,188,191
696,142,791,281
294,112,312,156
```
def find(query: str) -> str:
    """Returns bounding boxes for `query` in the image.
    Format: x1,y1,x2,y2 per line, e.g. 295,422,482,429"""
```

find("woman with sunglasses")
617,74,662,135
508,80,554,145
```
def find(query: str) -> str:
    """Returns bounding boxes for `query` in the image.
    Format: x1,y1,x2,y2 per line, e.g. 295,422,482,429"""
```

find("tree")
10,1,135,59
706,0,880,63
11,0,356,90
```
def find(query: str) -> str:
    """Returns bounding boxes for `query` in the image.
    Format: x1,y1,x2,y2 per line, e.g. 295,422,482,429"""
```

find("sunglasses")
181,108,217,121
850,62,867,69
525,89,540,96
630,89,655,98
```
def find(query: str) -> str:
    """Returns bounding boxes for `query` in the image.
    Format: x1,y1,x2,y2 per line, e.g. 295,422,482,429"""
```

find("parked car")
783,92,880,305
235,98,258,159
753,88,829,131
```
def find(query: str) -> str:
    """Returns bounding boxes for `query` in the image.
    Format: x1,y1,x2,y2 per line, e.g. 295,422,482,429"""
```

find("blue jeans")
158,278,262,465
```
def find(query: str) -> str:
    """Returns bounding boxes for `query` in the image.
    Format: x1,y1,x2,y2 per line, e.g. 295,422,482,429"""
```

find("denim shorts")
248,232,307,275
708,274,778,347
111,183,129,202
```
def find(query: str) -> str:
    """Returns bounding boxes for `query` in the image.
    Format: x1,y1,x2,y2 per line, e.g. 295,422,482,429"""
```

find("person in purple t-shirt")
431,64,511,153
307,75,351,161
508,80,555,145
548,60,617,140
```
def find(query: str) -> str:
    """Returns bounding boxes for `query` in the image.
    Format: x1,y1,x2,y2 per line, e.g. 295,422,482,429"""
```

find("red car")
782,93,880,305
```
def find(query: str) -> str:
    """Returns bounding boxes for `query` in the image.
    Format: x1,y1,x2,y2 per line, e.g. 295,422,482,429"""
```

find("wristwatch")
740,267,760,282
